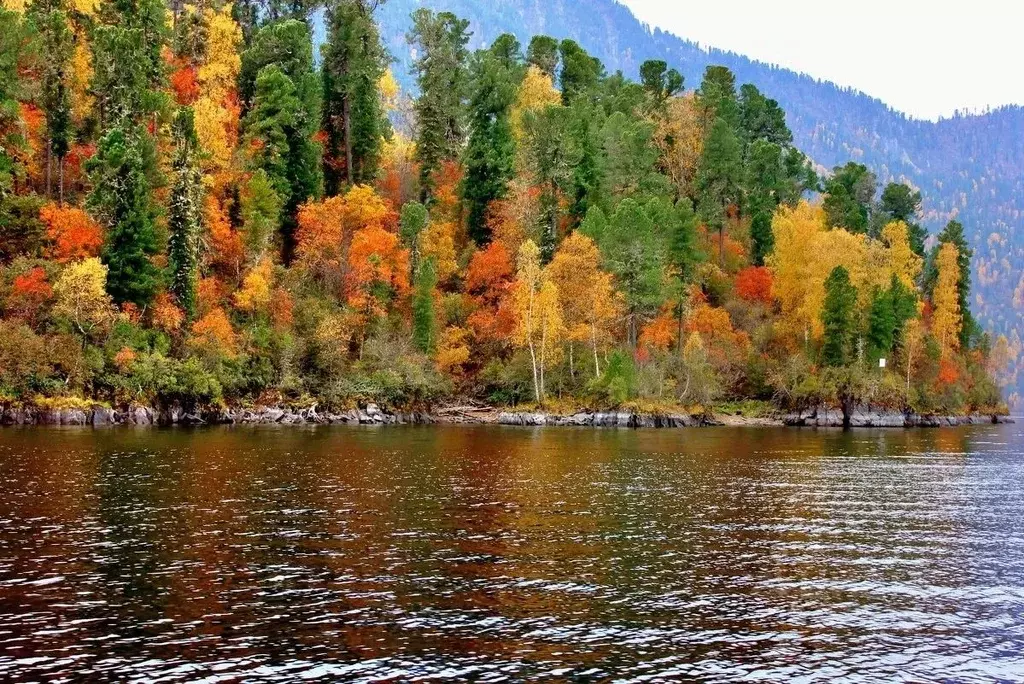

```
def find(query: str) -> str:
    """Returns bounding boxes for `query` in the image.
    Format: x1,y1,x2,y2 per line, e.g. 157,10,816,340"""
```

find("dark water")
1,425,1023,682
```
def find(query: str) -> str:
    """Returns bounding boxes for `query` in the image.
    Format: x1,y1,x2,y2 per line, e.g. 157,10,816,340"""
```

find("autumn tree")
546,231,619,377
512,239,564,402
408,9,470,203
52,256,113,339
40,203,102,261
880,182,926,256
932,241,962,355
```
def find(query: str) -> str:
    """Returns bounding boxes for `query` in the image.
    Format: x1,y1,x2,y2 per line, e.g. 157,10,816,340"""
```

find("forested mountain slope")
373,0,1024,403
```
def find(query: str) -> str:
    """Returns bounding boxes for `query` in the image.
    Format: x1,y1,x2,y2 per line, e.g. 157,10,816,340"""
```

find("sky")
619,0,1024,121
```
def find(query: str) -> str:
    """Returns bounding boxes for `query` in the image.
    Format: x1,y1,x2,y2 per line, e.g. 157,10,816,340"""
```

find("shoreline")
0,403,1013,429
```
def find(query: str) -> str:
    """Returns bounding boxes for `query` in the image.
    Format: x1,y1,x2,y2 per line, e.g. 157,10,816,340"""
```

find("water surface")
1,425,1023,681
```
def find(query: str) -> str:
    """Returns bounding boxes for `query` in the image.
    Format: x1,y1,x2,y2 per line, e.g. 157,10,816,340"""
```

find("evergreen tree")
558,39,602,106
821,265,857,367
738,83,791,148
696,116,742,262
407,9,471,204
399,200,428,272
412,258,437,353
87,126,160,307
322,0,390,193
522,104,573,261
462,34,522,244
881,182,927,256
639,59,682,110
242,22,323,263
866,286,895,363
167,107,204,321
823,162,876,234
697,65,737,127
30,4,73,201
526,35,558,79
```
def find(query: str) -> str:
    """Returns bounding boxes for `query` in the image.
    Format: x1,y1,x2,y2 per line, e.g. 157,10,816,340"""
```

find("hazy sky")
619,0,1024,121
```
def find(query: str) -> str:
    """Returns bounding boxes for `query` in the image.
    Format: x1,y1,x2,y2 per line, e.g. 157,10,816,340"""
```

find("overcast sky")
619,0,1023,121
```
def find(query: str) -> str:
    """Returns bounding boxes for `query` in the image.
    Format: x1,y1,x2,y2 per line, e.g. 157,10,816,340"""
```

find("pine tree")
87,126,160,307
821,265,857,367
411,258,437,353
462,34,522,244
167,107,204,321
321,0,390,193
407,9,470,204
696,116,742,262
558,39,601,106
823,162,876,234
881,182,927,256
31,4,73,201
525,35,558,79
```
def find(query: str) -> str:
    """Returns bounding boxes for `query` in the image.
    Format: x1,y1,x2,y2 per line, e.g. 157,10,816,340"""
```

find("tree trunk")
58,156,64,205
676,299,685,356
45,143,52,198
344,93,353,185
528,338,539,404
591,320,600,377
539,318,547,402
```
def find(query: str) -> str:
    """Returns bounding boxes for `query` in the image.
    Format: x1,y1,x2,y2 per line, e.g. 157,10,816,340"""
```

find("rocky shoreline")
0,402,1013,428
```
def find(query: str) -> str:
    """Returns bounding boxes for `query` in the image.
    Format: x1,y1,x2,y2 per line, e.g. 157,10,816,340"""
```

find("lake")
1,424,1023,681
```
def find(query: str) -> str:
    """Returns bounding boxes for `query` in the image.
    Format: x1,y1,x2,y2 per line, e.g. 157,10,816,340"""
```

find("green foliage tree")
87,126,160,307
322,0,390,192
462,34,522,244
697,65,737,126
696,116,742,262
243,55,322,262
821,265,858,367
881,182,927,256
167,107,204,321
823,162,876,234
558,39,602,106
526,35,559,79
412,258,437,353
408,9,471,203
522,104,573,260
639,59,682,110
585,199,665,347
30,5,73,201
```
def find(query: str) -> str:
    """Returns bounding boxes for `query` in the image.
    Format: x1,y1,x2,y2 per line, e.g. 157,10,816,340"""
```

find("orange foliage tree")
734,265,773,304
7,267,52,324
40,203,103,261
465,240,516,346
346,224,410,324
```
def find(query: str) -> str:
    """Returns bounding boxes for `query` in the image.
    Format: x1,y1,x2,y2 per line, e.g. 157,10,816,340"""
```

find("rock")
90,407,115,425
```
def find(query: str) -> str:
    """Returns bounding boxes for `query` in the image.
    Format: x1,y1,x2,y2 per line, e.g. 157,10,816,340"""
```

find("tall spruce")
30,3,73,201
407,9,470,204
462,34,522,244
87,126,160,307
167,107,204,321
821,265,858,367
322,0,390,193
411,258,437,353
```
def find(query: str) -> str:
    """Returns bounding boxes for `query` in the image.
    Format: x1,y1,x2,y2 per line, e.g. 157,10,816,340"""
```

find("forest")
0,0,1010,417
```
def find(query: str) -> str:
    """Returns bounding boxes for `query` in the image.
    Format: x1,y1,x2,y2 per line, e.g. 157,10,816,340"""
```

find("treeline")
0,0,1007,415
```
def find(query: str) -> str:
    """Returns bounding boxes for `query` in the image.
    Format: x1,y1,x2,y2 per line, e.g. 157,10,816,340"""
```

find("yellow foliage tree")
52,258,114,338
769,201,915,346
653,93,704,199
436,325,471,376
545,231,621,376
512,240,565,403
510,65,561,140
233,258,273,314
881,220,922,288
417,220,457,284
932,242,962,355
194,5,242,176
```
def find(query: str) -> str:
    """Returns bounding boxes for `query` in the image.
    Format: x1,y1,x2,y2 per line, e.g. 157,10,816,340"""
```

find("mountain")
367,0,1024,402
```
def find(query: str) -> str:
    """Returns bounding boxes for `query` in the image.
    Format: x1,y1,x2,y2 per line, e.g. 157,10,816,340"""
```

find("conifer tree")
696,116,742,262
412,258,437,353
821,265,857,367
462,34,522,244
87,126,160,307
167,107,203,321
322,0,390,193
408,9,470,204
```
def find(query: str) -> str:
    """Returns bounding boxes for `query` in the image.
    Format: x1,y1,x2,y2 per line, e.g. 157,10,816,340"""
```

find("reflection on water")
1,425,1023,681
